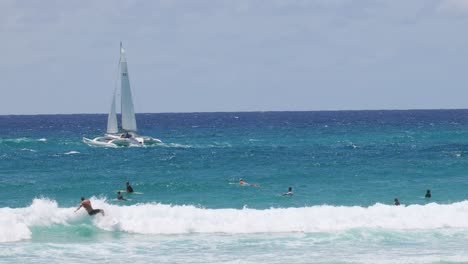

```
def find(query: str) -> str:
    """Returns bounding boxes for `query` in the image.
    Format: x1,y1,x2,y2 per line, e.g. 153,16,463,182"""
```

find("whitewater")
3,198,468,263
3,198,468,243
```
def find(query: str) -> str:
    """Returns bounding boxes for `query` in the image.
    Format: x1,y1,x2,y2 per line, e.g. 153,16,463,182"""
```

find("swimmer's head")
81,197,85,201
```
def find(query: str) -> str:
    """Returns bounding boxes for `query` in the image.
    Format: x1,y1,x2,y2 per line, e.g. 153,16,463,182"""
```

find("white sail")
119,43,137,132
106,87,118,134
83,42,162,147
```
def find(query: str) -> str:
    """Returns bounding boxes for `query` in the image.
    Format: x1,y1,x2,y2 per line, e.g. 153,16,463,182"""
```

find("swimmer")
126,181,134,193
117,191,127,201
394,198,400,206
282,187,293,196
75,197,105,216
239,178,247,185
425,189,431,198
239,178,259,187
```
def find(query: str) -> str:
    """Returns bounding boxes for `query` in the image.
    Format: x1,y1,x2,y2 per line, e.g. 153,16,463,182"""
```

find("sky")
1,0,468,115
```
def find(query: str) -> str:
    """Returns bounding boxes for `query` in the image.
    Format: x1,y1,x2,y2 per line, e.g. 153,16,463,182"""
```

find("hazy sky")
1,0,468,114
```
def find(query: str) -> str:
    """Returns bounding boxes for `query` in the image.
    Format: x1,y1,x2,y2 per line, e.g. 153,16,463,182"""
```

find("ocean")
1,110,468,263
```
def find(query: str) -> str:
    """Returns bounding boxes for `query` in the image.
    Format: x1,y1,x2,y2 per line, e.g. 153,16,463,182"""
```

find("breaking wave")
2,198,468,242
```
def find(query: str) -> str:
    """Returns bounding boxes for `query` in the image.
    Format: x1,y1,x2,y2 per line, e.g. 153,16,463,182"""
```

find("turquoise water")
1,110,468,263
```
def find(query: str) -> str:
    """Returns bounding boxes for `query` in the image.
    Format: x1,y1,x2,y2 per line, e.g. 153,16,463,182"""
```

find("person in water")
126,181,134,193
75,197,105,216
239,178,246,185
117,191,127,201
282,187,293,196
394,198,400,206
239,178,259,187
425,189,431,198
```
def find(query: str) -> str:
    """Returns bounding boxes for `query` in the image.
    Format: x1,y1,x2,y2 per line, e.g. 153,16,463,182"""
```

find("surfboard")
113,198,132,201
115,190,143,194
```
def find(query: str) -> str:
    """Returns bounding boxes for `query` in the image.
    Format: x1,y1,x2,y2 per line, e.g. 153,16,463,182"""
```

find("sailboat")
83,42,162,147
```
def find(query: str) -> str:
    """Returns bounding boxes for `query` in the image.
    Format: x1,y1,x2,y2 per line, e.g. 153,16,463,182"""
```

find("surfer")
425,189,431,198
75,197,105,216
394,198,400,206
282,187,293,196
126,181,134,193
239,178,259,187
117,191,127,201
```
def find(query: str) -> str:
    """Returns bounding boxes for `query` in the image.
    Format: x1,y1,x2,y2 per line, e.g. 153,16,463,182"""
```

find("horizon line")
1,108,468,116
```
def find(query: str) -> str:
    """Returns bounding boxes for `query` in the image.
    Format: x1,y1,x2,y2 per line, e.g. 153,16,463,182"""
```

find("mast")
106,45,120,134
119,42,138,132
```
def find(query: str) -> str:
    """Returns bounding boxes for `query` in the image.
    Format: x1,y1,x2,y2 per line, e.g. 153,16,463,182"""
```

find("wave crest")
2,199,468,242
0,199,74,242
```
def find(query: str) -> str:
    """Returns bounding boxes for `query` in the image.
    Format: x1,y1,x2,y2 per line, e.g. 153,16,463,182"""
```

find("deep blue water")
2,110,468,208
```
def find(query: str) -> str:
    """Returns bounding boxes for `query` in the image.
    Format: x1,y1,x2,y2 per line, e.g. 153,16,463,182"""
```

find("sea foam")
93,200,468,235
0,199,75,242
2,198,468,242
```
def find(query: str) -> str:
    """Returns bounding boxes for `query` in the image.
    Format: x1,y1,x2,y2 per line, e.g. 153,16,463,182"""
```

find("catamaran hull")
82,137,118,148
83,134,162,147
109,138,137,146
